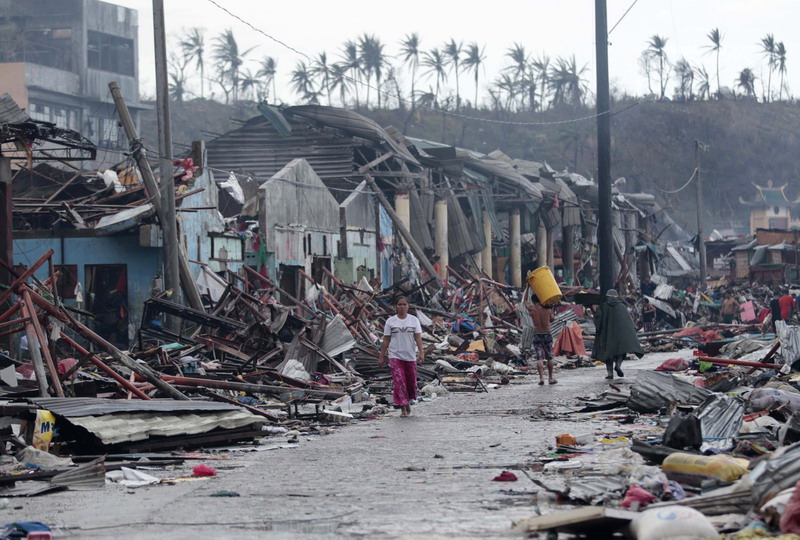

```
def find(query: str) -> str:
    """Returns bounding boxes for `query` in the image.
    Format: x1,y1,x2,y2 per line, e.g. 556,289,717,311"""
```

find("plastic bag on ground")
621,484,656,509
655,358,689,372
631,506,720,540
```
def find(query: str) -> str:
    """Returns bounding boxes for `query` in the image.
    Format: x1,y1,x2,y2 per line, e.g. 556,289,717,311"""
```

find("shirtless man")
527,294,557,385
720,293,739,324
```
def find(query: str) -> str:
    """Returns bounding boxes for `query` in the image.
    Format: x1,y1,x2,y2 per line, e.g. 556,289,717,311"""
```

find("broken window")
87,30,134,76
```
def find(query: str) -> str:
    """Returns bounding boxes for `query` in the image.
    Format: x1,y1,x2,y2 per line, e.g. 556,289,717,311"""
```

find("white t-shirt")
384,314,422,362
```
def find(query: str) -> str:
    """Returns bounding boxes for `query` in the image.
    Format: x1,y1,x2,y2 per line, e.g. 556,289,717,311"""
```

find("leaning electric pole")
695,140,707,284
595,0,614,294
153,0,182,312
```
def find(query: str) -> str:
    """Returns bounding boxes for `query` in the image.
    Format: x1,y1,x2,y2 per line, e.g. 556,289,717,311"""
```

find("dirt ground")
2,351,687,539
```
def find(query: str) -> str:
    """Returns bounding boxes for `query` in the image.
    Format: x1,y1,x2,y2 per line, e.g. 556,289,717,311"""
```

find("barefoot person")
526,294,557,385
378,296,424,417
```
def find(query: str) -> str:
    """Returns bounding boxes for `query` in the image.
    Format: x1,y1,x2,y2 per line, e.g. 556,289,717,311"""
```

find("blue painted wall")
13,234,162,334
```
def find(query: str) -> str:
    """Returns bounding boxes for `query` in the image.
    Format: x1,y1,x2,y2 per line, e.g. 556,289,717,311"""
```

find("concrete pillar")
536,223,547,270
510,208,522,288
547,229,555,271
395,192,410,248
434,199,448,281
481,211,492,278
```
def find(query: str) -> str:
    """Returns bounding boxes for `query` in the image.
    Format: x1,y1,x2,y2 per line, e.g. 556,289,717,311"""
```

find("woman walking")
378,296,425,417
593,289,644,379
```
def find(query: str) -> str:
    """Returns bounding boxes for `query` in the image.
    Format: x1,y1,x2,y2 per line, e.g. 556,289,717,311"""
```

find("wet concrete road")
4,352,684,539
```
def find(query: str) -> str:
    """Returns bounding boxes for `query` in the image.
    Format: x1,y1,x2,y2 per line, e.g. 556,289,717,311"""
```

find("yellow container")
527,266,562,306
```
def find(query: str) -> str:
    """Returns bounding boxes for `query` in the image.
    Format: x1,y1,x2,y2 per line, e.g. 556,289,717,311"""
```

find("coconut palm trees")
290,60,317,103
704,28,723,98
444,39,463,110
646,35,670,99
760,34,776,102
340,41,361,108
179,28,205,99
256,56,277,102
695,65,711,100
212,29,253,104
422,48,447,107
462,42,485,109
736,68,756,98
531,54,550,111
399,33,421,108
674,58,694,100
310,52,333,105
358,34,388,108
549,56,588,108
776,41,787,101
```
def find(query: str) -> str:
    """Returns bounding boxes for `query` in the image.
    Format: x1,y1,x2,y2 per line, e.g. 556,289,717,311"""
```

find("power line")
204,0,648,127
608,0,639,35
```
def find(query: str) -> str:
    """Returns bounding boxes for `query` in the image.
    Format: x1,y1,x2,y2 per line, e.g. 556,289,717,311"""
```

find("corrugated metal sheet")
29,397,247,417
286,106,419,165
320,314,356,357
68,410,263,445
627,371,712,413
694,394,744,450
206,117,356,190
0,93,30,124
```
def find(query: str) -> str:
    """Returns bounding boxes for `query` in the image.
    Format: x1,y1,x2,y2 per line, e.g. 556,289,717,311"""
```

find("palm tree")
168,52,189,103
310,52,333,105
399,33,421,108
704,28,723,97
421,48,447,107
760,34,776,101
548,56,588,108
358,34,388,108
531,54,550,111
329,62,352,107
646,35,670,99
462,42,485,108
505,43,530,109
493,72,518,112
179,27,205,99
291,60,317,103
674,58,694,100
776,41,787,101
256,56,277,102
341,40,361,108
443,39,463,110
239,68,259,101
695,65,711,100
736,68,756,98
212,29,253,103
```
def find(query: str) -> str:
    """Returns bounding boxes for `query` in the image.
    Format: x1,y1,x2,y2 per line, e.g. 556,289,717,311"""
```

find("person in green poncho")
592,289,644,379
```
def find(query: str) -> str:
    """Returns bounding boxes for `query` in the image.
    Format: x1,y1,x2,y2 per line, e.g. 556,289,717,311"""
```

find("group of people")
525,288,643,383
378,286,645,418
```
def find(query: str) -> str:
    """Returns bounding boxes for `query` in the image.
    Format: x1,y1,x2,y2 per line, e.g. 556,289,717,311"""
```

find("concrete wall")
12,234,161,331
179,164,244,277
0,64,29,108
259,159,340,280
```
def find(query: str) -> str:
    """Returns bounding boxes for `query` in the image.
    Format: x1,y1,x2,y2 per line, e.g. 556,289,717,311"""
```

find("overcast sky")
116,0,798,105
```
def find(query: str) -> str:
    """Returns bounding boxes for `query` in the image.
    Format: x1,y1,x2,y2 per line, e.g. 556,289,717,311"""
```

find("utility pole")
595,0,614,294
108,83,204,314
153,0,181,311
695,140,707,285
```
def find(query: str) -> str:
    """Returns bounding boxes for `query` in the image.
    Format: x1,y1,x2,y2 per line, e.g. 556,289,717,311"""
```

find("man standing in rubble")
593,289,644,379
526,294,557,385
720,292,740,325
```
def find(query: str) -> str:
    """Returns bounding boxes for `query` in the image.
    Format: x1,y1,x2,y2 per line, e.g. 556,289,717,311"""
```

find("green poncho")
592,296,644,362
